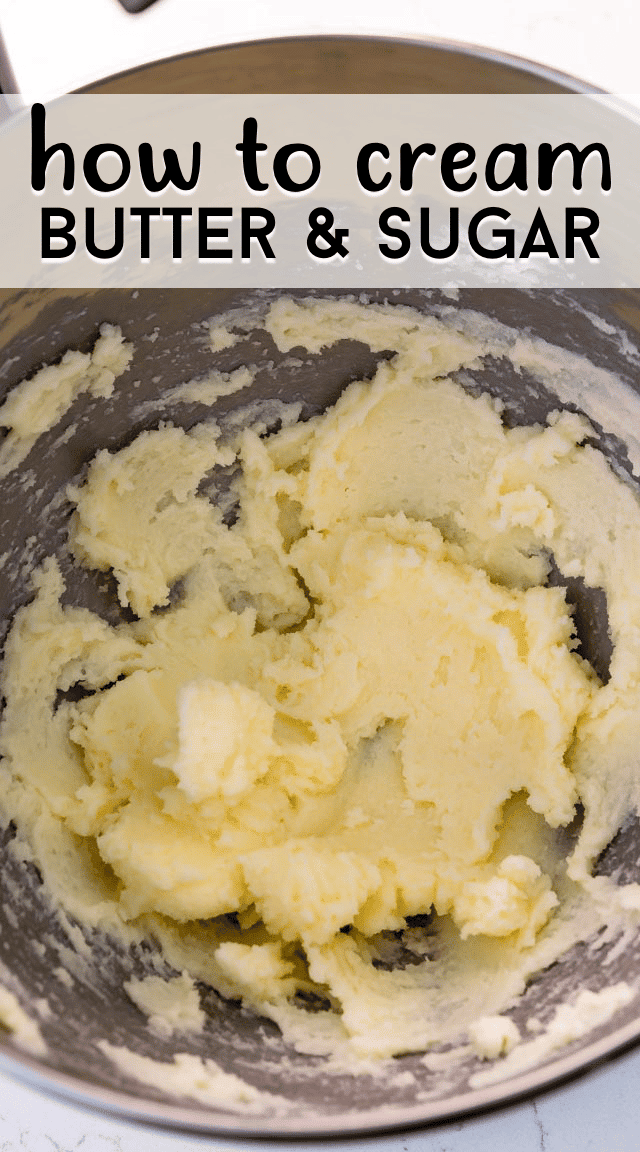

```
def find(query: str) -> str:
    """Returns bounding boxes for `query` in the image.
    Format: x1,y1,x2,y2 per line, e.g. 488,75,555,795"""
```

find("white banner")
0,93,638,287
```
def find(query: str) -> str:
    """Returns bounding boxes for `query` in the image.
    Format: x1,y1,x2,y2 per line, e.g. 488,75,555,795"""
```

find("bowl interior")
1,286,640,1134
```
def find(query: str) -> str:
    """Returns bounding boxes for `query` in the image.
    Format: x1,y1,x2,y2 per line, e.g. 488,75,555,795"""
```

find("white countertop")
1,0,640,1148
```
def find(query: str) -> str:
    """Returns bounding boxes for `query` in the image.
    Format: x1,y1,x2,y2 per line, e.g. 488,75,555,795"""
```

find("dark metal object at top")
115,0,160,13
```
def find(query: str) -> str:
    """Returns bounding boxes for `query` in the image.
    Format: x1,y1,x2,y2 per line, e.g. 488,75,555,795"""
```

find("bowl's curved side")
82,32,603,96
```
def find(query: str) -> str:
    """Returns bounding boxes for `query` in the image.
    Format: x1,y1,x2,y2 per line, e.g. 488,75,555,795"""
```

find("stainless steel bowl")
83,33,599,97
0,36,639,1140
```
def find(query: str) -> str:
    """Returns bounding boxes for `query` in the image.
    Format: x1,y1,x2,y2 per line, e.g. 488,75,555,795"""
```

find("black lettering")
485,143,528,192
565,208,599,258
162,207,192,259
519,207,559,259
131,207,160,259
378,207,410,259
83,144,131,193
198,208,233,259
468,208,514,259
399,142,436,191
86,207,124,259
138,141,201,192
441,143,476,193
31,103,74,192
241,209,276,260
420,207,459,258
357,143,391,193
273,144,320,193
235,118,268,192
538,142,611,191
41,208,76,257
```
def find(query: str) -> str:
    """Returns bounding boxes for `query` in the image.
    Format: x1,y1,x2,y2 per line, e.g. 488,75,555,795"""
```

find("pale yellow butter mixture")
3,297,640,1067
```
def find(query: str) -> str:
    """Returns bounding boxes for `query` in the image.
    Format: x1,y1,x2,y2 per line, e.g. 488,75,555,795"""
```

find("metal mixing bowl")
83,33,598,97
2,284,640,1136
0,35,639,1140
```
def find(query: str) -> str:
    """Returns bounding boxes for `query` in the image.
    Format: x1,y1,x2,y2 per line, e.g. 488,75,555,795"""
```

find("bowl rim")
1,1003,640,1137
78,29,605,97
